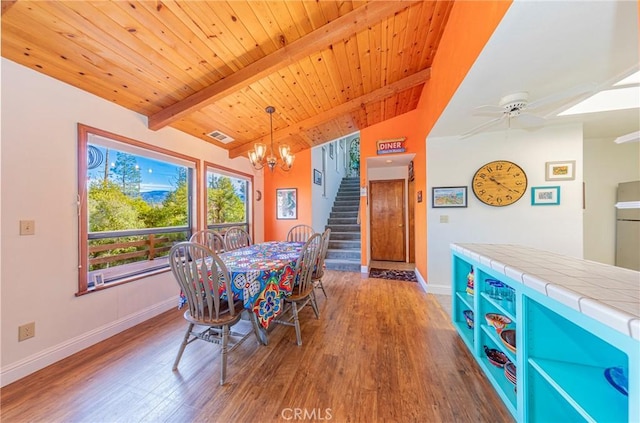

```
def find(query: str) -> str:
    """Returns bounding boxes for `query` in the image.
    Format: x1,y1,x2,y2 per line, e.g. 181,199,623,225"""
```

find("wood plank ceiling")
1,0,453,159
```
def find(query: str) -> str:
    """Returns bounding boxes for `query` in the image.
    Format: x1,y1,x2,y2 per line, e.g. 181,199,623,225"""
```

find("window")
77,124,198,294
205,163,252,237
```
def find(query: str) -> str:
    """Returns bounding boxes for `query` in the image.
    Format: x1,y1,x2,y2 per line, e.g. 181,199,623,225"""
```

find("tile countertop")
451,243,640,341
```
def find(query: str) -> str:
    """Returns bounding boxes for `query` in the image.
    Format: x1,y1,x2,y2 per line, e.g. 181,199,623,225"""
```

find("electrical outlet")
20,220,35,235
18,322,35,341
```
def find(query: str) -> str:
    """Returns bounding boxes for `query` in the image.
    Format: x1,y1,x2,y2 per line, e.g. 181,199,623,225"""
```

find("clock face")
472,160,527,207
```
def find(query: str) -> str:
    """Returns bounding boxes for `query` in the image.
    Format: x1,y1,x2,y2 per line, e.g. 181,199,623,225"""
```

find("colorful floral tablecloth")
222,241,303,328
178,241,303,329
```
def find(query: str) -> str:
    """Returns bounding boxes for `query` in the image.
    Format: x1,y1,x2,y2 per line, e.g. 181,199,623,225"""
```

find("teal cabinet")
451,244,639,423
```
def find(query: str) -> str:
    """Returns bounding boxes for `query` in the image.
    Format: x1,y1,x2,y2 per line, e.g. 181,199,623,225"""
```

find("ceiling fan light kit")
499,92,529,117
248,106,295,172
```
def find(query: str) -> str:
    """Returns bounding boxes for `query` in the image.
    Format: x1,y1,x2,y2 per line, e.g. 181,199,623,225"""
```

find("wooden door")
370,179,405,261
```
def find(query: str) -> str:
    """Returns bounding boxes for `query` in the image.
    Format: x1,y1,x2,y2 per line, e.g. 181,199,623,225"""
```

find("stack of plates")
504,361,517,385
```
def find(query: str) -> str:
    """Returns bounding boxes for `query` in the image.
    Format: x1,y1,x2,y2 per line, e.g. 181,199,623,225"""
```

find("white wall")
426,123,584,292
583,137,640,264
0,59,263,386
311,139,347,232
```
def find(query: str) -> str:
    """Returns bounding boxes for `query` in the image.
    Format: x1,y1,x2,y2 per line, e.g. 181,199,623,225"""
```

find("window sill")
77,258,171,296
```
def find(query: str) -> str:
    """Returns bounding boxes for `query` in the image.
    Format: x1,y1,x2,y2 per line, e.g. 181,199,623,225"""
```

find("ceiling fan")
460,85,595,138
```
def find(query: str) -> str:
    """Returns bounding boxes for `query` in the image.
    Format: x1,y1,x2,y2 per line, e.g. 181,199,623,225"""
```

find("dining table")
178,240,304,345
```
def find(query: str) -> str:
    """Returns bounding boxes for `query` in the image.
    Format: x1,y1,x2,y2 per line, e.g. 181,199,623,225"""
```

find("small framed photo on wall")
432,186,468,208
531,186,560,205
545,160,575,181
313,169,322,185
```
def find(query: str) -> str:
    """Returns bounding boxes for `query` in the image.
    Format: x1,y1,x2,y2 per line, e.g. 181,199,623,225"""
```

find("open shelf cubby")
525,297,629,423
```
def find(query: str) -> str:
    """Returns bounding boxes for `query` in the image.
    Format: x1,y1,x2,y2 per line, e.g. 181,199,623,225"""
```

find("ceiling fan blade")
527,83,598,112
473,105,505,115
460,115,507,139
516,113,546,128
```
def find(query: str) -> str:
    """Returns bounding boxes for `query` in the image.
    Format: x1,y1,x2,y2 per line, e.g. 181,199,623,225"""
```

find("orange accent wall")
360,109,423,264
263,149,312,241
359,0,512,280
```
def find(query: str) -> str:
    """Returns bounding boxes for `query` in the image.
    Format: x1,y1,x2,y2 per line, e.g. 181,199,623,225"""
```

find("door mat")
369,268,417,282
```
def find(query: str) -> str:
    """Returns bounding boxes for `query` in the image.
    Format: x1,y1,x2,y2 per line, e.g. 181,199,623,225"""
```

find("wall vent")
206,130,235,144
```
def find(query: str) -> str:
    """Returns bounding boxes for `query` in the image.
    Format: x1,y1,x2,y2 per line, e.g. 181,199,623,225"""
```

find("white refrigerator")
615,180,640,271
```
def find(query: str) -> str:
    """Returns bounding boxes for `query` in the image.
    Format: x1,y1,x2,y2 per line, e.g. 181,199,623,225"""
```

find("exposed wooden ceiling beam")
1,0,17,15
147,0,422,131
228,67,431,158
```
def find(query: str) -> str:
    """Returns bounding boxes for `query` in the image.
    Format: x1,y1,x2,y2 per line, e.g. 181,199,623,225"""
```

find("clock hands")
489,176,519,194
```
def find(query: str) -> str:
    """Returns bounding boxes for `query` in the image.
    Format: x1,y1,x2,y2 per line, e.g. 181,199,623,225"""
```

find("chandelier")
248,106,295,172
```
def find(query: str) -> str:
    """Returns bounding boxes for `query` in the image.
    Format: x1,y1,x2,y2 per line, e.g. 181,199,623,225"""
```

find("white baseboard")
415,268,428,292
414,269,451,295
0,298,176,388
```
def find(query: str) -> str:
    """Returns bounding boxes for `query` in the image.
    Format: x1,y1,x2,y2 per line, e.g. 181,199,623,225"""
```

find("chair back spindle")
190,229,225,254
286,224,316,243
224,227,252,251
292,233,323,297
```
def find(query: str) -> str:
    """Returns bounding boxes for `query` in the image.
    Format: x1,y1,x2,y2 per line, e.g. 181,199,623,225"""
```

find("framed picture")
313,169,322,185
545,160,576,181
329,143,335,159
94,273,104,287
276,188,297,219
531,186,560,205
432,186,468,208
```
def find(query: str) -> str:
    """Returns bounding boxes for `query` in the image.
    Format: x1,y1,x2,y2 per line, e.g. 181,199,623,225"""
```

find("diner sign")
377,137,406,155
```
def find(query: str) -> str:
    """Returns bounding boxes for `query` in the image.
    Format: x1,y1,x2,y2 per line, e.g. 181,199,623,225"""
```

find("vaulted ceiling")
1,0,453,159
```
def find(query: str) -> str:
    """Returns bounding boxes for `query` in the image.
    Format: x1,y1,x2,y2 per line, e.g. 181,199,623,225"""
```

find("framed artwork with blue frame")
531,186,560,205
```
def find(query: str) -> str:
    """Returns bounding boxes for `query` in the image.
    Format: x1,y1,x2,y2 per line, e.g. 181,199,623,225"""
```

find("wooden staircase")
324,177,361,272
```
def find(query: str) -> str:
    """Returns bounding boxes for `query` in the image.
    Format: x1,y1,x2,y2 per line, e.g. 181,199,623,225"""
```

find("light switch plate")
20,220,35,235
440,215,449,223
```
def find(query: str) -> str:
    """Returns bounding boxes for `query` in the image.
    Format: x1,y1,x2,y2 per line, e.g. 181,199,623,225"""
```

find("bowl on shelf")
500,329,516,353
463,309,474,329
504,361,517,385
604,366,628,396
483,345,509,368
485,313,512,333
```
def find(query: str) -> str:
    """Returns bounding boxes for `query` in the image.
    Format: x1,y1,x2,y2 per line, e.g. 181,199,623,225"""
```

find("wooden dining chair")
312,228,331,298
169,241,261,385
286,224,316,242
273,233,322,346
224,226,252,251
189,229,225,254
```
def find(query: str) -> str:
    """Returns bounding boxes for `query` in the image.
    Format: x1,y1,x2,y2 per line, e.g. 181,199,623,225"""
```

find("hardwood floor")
0,271,513,423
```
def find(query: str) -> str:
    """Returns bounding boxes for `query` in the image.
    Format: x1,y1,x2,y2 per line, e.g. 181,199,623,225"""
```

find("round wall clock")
472,160,527,207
